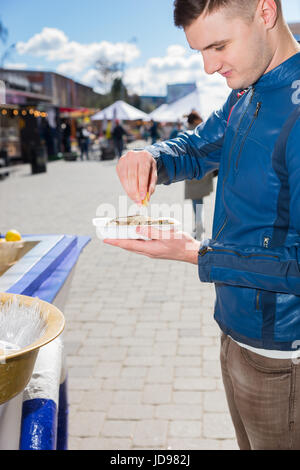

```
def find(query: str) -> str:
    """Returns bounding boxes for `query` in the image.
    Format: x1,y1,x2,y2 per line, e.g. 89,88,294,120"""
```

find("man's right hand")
116,150,158,204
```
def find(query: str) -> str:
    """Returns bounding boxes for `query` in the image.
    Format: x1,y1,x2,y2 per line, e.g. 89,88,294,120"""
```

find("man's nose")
203,55,222,75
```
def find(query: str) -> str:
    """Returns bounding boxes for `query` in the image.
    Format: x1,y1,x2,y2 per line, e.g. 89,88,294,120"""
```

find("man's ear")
258,0,279,29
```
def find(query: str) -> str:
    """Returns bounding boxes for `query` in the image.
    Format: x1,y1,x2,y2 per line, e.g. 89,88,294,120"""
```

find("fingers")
116,151,157,203
149,160,158,197
127,163,139,203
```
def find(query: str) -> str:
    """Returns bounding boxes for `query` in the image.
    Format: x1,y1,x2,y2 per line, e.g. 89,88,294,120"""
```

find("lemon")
5,230,22,242
142,192,150,207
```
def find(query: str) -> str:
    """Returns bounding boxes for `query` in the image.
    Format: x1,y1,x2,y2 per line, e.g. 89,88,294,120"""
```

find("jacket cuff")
198,239,212,283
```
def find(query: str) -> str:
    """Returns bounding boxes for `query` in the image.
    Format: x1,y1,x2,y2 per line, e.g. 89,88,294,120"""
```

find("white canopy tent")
149,86,230,123
91,100,150,121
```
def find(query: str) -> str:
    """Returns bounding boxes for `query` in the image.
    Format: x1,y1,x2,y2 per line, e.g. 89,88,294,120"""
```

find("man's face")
185,7,273,90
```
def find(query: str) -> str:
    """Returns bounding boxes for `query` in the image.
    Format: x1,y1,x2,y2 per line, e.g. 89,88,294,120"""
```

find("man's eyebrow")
190,40,229,52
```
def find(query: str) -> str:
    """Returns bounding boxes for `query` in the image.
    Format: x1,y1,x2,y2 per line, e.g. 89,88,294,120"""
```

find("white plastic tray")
93,217,181,240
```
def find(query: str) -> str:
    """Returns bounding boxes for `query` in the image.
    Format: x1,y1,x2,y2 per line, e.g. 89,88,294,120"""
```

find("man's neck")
264,25,300,75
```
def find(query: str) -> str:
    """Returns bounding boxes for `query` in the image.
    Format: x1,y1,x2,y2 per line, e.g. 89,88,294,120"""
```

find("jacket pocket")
241,347,293,374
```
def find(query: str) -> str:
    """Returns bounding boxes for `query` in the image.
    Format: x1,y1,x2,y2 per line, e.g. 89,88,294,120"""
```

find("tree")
110,77,128,102
0,21,8,44
128,93,142,110
95,58,122,95
0,20,15,68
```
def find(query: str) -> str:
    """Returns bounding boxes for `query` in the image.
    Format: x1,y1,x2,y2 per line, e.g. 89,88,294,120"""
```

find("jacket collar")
253,51,300,90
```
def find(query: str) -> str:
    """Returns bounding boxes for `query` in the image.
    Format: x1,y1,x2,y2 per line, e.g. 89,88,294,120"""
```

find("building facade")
0,69,101,162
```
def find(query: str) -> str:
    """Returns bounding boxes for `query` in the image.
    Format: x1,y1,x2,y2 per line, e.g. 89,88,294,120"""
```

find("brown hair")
174,0,282,28
187,111,203,126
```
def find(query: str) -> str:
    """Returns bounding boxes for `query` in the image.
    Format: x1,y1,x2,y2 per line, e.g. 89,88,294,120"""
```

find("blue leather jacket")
147,52,300,351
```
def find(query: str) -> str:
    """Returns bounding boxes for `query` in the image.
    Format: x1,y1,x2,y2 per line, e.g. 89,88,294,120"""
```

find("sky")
1,0,300,101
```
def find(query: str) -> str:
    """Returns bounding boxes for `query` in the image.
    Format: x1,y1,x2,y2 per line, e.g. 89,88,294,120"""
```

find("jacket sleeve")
145,91,234,185
198,117,300,295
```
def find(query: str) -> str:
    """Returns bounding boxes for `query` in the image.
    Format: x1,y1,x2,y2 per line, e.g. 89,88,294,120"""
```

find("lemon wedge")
142,192,150,207
5,230,22,242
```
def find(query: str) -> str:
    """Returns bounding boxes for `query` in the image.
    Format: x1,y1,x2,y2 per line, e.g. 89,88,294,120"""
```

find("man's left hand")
103,227,201,265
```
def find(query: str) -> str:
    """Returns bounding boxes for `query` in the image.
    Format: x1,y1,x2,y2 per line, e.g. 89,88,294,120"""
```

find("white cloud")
123,45,230,100
17,28,68,56
16,27,140,79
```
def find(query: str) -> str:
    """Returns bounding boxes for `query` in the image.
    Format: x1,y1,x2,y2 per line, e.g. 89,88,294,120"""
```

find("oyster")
107,215,175,226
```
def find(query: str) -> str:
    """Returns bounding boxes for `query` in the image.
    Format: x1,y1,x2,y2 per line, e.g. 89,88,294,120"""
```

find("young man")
104,0,300,450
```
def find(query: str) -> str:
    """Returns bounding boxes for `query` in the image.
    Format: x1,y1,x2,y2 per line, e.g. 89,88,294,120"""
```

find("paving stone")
94,362,122,378
156,330,178,342
155,405,203,420
169,420,202,438
101,420,136,438
167,438,221,450
121,367,148,378
68,367,96,378
203,413,236,439
173,391,203,404
203,360,222,378
163,356,202,367
69,377,103,391
113,391,142,404
146,366,174,384
174,378,216,391
68,390,84,405
143,384,172,404
69,411,105,437
204,391,229,413
132,421,168,447
79,391,113,411
203,346,220,361
107,404,155,420
220,439,239,450
124,356,162,366
79,438,132,450
97,347,128,361
102,377,145,391
175,367,202,378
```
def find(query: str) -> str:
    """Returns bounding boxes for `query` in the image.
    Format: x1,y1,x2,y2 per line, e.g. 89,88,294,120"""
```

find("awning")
91,100,150,121
60,107,98,118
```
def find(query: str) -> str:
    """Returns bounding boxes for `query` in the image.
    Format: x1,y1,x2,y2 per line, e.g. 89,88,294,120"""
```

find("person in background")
61,119,71,153
0,147,9,167
169,121,183,139
78,126,90,161
184,111,215,240
149,120,160,144
112,120,127,159
105,121,112,140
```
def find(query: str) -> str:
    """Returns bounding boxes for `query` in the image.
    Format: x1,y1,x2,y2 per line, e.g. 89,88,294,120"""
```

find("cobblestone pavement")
0,155,238,450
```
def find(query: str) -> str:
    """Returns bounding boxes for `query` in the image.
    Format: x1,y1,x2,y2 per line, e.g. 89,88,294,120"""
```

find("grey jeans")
220,333,300,450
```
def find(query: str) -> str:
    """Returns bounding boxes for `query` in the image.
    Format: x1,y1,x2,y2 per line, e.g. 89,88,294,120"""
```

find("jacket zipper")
235,102,262,170
215,87,255,242
256,291,261,310
199,246,279,260
215,216,228,241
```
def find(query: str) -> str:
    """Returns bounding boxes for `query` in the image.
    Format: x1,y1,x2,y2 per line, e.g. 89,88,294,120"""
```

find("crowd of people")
58,113,206,161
